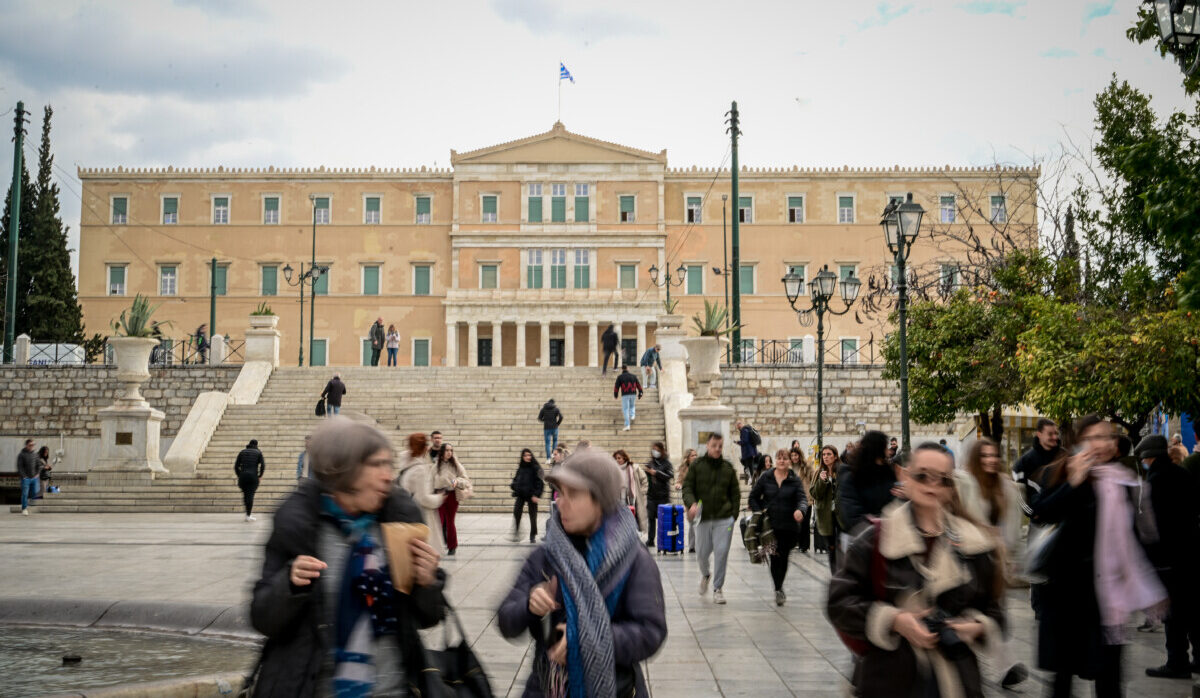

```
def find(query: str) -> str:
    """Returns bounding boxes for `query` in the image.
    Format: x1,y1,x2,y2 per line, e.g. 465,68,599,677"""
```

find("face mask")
651,450,661,459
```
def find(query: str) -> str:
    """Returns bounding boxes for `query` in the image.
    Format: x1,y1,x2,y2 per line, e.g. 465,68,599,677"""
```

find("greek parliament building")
77,123,1036,368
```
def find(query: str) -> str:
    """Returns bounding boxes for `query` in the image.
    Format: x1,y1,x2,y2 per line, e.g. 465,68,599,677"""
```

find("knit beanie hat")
546,447,623,513
247,439,258,449
1134,434,1169,461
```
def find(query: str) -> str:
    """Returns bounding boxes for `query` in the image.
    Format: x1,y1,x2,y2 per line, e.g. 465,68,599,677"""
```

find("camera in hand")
921,609,971,660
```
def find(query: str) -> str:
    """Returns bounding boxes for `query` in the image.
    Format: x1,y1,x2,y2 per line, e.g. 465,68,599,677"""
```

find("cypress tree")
0,151,35,342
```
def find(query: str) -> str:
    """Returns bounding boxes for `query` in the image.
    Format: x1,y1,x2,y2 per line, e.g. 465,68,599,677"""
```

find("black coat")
235,447,265,479
601,327,618,351
537,401,563,429
749,469,810,534
249,480,445,697
512,461,545,499
1012,440,1062,504
836,463,894,534
16,449,40,479
644,457,674,502
320,378,346,407
1145,456,1200,572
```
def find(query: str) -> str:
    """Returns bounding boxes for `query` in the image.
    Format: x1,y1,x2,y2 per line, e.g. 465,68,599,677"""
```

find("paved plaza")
0,511,1193,697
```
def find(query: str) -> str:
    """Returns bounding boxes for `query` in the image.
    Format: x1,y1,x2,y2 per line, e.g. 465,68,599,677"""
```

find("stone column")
588,321,599,368
539,321,551,368
211,334,227,365
14,334,30,365
654,324,691,459
516,322,526,367
494,322,504,366
564,321,575,367
445,323,458,367
636,322,647,365
467,321,479,368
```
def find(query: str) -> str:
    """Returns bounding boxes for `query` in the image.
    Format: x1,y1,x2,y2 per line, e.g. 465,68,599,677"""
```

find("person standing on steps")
511,448,545,543
368,317,385,367
235,439,266,522
643,442,674,547
320,373,346,417
385,324,400,367
17,439,39,515
682,432,740,604
538,398,563,460
613,365,642,432
639,343,662,390
749,450,809,606
295,435,311,480
733,419,760,483
600,324,619,374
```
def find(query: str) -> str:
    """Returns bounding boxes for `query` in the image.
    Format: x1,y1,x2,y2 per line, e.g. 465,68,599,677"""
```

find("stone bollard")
14,334,30,365
210,334,227,365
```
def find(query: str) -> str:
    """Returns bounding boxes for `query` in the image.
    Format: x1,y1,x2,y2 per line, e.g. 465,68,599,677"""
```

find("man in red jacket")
613,365,643,432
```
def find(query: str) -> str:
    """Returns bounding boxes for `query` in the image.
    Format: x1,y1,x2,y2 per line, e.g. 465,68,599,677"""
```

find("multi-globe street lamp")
781,264,860,449
881,192,925,454
282,262,327,367
1150,0,1200,75
648,262,688,306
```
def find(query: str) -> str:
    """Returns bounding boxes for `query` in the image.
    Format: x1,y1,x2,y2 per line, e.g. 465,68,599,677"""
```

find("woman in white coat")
397,432,446,555
613,449,648,534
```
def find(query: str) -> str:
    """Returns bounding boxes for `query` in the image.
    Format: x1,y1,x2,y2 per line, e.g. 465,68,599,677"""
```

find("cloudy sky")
0,0,1193,274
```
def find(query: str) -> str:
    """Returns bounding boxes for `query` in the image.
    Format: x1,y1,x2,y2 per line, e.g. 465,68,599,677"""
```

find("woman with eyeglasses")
828,442,1006,697
1031,415,1166,698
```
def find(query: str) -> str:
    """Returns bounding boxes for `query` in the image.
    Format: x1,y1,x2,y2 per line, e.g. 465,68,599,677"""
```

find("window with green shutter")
839,264,856,281
263,196,279,224
415,196,431,224
112,197,127,224
551,197,566,222
159,265,177,296
550,249,566,289
739,265,754,295
213,265,228,296
108,265,126,295
686,196,702,223
413,265,431,296
619,196,635,223
787,196,804,223
619,264,636,289
314,268,329,295
362,265,380,295
365,197,381,224
481,195,497,223
841,338,859,364
574,196,589,222
527,249,544,289
413,339,430,367
686,265,703,295
362,338,372,366
314,197,330,224
528,196,542,223
310,339,327,367
738,197,752,223
573,249,590,289
163,197,178,224
213,197,229,224
838,196,855,223
788,264,806,294
481,265,498,289
261,265,277,296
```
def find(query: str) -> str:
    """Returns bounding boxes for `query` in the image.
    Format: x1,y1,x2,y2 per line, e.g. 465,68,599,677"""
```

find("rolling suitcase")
656,504,685,554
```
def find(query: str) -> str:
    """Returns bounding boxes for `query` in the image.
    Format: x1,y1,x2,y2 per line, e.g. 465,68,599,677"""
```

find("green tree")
0,153,35,342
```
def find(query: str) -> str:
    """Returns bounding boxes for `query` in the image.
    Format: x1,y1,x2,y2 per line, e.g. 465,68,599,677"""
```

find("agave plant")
251,302,275,316
662,297,680,314
110,294,165,337
690,299,740,337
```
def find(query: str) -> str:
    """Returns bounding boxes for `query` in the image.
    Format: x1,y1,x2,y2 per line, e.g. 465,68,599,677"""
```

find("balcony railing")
725,337,882,367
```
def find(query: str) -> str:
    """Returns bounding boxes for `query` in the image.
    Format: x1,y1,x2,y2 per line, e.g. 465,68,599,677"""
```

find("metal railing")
13,335,243,367
725,337,882,367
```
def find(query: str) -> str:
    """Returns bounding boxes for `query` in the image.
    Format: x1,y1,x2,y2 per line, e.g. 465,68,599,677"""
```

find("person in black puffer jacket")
235,439,266,522
836,430,895,540
512,449,545,543
642,441,674,547
750,454,809,605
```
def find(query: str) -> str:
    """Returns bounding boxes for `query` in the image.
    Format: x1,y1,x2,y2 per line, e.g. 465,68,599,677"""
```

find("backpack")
747,425,762,447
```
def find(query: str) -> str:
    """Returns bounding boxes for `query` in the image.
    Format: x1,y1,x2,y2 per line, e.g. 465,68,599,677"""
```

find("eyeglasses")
910,471,954,488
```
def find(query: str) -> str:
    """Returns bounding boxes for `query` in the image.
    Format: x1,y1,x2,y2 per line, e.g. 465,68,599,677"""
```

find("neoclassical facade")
77,123,1037,367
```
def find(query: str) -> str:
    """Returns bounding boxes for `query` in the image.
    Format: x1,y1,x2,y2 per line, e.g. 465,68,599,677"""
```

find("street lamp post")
308,195,319,367
648,262,688,306
1150,0,1200,74
781,265,860,449
722,194,730,362
881,192,925,455
282,262,326,366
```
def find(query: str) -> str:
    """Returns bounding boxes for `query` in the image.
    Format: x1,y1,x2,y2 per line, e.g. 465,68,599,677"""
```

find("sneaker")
622,426,630,432
1000,663,1028,688
510,529,520,542
713,589,726,605
1145,664,1191,679
246,515,256,522
1137,620,1162,632
21,509,29,516
699,575,710,596
775,590,786,607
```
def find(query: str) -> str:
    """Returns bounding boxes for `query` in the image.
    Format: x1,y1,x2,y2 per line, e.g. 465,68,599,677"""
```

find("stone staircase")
27,367,666,515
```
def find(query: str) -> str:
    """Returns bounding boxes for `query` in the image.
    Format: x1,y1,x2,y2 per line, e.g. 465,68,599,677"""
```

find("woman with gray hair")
498,448,667,697
249,417,445,697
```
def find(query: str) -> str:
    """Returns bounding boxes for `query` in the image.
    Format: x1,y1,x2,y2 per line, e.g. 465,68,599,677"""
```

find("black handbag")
315,398,326,417
423,598,494,698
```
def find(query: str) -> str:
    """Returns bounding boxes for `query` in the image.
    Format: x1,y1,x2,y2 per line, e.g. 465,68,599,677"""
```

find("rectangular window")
159,266,177,296
213,197,229,224
788,264,806,294
364,197,381,224
789,338,804,363
481,195,498,223
362,338,372,366
263,196,279,224
839,264,857,281
551,184,567,222
890,264,900,292
415,196,431,224
888,194,905,206
212,264,228,296
841,338,859,364
310,338,327,367
527,249,544,289
619,264,636,289
738,196,753,223
362,265,380,295
686,264,703,295
740,339,756,364
480,264,498,289
550,249,567,289
739,265,754,295
940,264,960,292
313,267,328,295
686,196,702,224
108,265,126,295
261,265,277,296
314,197,330,224
940,195,956,223
619,195,635,223
111,197,128,225
990,195,1007,223
527,183,543,223
162,197,178,225
787,196,805,223
574,183,589,222
413,265,431,296
573,249,590,289
838,196,855,224
413,338,430,367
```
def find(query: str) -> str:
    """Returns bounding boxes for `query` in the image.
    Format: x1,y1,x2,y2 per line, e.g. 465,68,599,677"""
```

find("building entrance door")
478,338,493,366
621,338,638,367
549,339,564,366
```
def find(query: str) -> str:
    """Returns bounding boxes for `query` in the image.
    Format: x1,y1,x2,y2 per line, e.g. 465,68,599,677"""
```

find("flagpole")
557,63,562,122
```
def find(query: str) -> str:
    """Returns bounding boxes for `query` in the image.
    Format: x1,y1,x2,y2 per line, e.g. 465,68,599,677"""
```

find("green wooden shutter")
787,196,803,208
619,196,635,214
163,198,178,215
481,265,497,289
363,266,379,295
264,197,279,212
362,338,372,366
416,196,431,217
574,265,589,289
687,196,701,207
261,265,277,296
314,270,328,295
214,266,228,296
528,197,543,222
527,265,543,289
739,197,752,209
619,265,635,289
413,339,430,367
551,197,566,222
109,266,125,291
739,265,754,295
687,265,703,294
838,196,853,209
574,196,589,222
414,265,431,295
366,197,380,213
113,198,127,219
482,196,497,215
310,339,327,367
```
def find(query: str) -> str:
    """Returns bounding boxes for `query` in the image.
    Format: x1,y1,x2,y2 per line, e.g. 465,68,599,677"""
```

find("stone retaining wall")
0,367,240,438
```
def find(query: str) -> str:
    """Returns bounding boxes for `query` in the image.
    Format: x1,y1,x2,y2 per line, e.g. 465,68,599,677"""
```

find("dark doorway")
621,338,638,367
478,338,493,366
549,339,565,366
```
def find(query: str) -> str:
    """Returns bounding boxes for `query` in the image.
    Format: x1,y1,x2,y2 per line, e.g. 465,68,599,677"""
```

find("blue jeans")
328,404,341,417
543,428,558,459
387,347,398,366
20,477,38,510
621,394,637,428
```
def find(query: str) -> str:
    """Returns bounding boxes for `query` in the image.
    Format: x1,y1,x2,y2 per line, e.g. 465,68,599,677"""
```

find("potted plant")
109,294,167,401
657,298,684,329
249,302,279,329
680,300,737,402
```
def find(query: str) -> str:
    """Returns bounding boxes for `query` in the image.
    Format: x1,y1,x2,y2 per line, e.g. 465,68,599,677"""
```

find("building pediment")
450,122,666,166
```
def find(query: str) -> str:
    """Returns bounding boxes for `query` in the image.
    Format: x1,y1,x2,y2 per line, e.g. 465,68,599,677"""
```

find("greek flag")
559,62,574,83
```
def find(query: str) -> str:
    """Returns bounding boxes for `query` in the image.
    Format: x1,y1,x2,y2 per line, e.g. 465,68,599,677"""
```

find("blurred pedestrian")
538,398,563,459
789,449,813,553
600,324,619,374
837,430,895,538
614,449,648,535
295,435,311,480
750,452,809,606
320,373,346,417
397,433,445,555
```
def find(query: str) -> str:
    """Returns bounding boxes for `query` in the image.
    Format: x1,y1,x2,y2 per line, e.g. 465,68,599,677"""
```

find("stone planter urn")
109,336,159,403
248,314,280,330
656,314,684,329
680,335,728,406
245,314,281,365
92,336,167,481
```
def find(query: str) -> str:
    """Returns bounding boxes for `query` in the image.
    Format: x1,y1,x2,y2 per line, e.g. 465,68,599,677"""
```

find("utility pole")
721,194,730,364
309,196,318,366
209,257,217,364
3,101,27,364
726,102,742,364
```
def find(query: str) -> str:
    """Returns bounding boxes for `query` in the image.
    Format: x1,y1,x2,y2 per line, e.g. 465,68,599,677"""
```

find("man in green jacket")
683,432,740,604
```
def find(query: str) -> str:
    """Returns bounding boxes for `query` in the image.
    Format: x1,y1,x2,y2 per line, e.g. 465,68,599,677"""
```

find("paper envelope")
380,522,430,594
